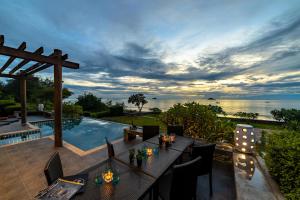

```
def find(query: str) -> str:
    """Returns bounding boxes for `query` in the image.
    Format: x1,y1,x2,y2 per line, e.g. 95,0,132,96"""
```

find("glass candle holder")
146,147,153,156
102,169,113,183
94,175,103,185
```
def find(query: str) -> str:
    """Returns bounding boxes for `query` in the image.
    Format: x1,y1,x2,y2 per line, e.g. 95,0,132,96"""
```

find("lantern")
235,124,255,153
102,169,113,183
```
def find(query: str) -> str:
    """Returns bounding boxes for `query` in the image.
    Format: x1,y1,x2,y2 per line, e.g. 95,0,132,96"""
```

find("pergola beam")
0,35,79,148
9,47,44,74
0,45,79,69
25,54,68,76
0,42,26,73
0,73,20,79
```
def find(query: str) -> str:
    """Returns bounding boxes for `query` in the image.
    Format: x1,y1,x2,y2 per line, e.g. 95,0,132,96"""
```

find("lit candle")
146,148,153,156
102,170,113,183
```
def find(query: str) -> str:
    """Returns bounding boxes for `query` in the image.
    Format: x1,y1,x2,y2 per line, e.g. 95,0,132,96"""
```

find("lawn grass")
102,114,167,129
102,114,284,131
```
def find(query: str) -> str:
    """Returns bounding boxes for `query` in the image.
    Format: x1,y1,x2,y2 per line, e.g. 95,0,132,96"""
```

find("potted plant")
129,148,135,164
136,150,143,167
159,135,163,146
165,135,171,148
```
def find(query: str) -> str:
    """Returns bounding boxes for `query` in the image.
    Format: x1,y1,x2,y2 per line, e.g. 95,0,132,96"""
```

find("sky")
0,0,300,100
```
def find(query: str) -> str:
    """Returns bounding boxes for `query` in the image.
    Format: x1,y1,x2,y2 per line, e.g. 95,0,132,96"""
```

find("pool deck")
0,115,50,135
0,137,142,200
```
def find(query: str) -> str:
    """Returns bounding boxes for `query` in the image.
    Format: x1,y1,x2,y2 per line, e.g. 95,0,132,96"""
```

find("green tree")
234,112,259,120
76,92,108,112
1,76,73,110
271,108,300,131
62,102,83,118
128,93,148,112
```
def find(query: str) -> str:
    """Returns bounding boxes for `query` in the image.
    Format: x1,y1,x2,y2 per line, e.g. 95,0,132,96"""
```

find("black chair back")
170,156,202,200
167,125,184,136
192,143,216,175
44,152,64,185
142,125,159,141
105,137,115,158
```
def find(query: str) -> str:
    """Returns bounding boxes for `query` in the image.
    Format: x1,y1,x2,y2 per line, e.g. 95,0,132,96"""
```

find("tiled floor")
0,115,50,135
0,137,141,200
0,136,236,200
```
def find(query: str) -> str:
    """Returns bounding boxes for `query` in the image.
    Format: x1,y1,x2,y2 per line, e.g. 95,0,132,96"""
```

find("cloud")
1,0,300,99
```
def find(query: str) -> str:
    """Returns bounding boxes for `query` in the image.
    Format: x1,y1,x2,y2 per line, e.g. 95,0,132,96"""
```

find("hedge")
90,111,110,118
4,104,21,115
265,130,300,199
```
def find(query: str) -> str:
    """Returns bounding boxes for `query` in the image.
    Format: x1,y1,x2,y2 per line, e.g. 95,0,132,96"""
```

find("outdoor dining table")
74,158,155,200
74,137,193,200
145,135,194,152
115,142,182,178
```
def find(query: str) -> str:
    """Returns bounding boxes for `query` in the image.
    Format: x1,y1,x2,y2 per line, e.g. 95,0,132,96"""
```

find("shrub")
234,112,259,119
159,102,224,142
149,107,162,113
90,111,110,118
0,99,16,107
271,109,300,131
83,111,91,117
265,130,300,199
109,103,124,116
62,102,83,118
4,104,21,115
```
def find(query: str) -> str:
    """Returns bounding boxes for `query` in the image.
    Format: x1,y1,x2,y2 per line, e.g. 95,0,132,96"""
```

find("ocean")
110,98,300,120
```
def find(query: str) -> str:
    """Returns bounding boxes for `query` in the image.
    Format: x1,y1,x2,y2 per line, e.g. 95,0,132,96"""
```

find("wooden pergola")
0,35,79,147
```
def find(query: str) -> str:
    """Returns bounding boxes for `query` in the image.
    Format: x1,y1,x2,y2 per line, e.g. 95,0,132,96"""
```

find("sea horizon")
98,98,300,120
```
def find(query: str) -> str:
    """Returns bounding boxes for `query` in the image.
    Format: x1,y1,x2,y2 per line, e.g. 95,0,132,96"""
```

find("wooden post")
53,49,63,147
20,77,27,125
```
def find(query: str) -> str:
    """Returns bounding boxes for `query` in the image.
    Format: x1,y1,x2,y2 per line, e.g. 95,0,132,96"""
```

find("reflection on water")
235,153,255,180
111,98,300,119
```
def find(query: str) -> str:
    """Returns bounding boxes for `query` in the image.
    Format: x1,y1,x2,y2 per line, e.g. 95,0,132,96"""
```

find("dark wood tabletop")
115,142,182,179
74,159,155,200
145,135,194,152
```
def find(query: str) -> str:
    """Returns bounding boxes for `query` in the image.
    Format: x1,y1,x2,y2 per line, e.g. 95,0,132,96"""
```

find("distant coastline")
106,98,300,120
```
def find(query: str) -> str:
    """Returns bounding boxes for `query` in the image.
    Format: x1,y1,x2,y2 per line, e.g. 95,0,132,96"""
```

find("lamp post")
234,124,255,153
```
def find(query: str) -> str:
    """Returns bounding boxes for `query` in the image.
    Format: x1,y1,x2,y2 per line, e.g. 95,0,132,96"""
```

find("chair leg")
209,172,213,196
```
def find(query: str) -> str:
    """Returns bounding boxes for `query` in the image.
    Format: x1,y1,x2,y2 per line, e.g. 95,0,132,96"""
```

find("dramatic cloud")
0,0,300,99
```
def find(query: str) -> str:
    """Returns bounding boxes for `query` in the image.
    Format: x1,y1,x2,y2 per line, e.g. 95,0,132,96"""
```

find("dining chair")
44,152,88,188
167,125,184,136
191,143,216,196
158,156,202,200
142,125,159,141
105,137,115,158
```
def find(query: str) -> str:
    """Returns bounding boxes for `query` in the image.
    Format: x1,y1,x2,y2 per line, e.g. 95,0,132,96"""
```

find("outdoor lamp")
235,124,255,153
102,169,114,183
235,153,255,180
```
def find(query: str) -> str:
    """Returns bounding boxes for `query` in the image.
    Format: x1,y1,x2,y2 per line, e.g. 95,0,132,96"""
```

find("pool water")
38,117,128,151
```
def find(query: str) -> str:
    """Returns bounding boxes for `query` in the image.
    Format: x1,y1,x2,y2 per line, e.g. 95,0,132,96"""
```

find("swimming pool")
37,117,128,150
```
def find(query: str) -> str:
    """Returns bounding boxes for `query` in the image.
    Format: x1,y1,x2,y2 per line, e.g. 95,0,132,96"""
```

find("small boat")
152,97,157,99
